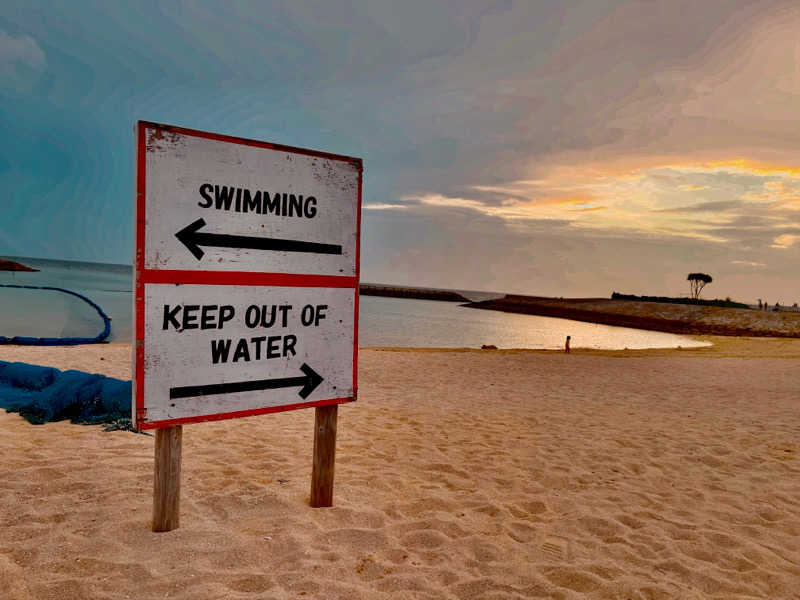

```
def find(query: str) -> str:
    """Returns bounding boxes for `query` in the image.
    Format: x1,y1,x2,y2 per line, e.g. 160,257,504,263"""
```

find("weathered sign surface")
134,122,361,429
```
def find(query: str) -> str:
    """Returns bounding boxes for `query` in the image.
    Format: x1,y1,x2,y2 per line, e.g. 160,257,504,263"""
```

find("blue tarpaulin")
0,360,131,425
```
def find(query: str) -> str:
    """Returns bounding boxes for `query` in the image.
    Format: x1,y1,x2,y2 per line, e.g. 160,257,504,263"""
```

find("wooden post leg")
152,425,182,532
310,405,338,507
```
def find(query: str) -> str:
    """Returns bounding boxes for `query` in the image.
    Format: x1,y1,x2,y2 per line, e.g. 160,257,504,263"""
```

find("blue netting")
0,361,131,425
0,284,111,345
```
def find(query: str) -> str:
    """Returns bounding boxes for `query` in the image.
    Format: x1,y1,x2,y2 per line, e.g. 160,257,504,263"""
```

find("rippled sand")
1,341,798,599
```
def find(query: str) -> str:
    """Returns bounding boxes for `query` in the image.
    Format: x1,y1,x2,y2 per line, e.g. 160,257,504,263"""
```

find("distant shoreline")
2,255,130,271
463,295,800,338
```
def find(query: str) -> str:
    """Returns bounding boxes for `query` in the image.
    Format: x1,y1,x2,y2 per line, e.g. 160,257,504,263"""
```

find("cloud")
0,30,46,85
652,200,742,214
402,191,608,224
407,193,486,211
524,155,798,243
363,203,409,211
771,234,799,249
731,260,766,267
403,157,800,249
568,205,607,212
750,179,800,210
389,1,800,215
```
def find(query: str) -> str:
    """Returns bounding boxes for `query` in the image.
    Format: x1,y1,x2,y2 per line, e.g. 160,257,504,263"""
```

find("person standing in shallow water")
565,335,571,353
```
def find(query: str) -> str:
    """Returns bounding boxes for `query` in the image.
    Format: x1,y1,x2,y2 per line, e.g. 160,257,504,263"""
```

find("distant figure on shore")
565,335,571,354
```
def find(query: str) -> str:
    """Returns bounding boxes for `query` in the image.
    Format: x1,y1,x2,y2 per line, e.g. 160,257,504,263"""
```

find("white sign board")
134,122,361,429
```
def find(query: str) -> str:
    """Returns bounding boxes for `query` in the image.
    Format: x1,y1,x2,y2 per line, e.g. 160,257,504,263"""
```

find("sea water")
358,295,710,349
0,257,133,342
0,257,708,349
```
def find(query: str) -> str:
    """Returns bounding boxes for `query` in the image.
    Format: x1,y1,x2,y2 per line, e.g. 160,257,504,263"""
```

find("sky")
1,1,798,302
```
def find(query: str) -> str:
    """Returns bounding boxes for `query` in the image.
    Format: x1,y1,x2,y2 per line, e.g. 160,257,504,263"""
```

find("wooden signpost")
134,121,361,531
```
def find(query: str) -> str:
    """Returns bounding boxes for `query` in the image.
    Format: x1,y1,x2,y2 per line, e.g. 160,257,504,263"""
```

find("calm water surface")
1,257,709,350
0,257,133,341
359,295,709,349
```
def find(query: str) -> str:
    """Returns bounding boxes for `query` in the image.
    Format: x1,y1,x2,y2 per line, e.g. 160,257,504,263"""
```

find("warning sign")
134,122,361,429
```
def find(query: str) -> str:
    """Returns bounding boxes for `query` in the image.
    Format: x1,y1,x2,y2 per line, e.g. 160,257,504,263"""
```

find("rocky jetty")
359,284,470,302
464,294,800,338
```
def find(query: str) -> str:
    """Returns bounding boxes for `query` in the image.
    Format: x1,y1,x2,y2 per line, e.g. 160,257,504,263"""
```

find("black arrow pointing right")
169,363,324,400
175,218,343,260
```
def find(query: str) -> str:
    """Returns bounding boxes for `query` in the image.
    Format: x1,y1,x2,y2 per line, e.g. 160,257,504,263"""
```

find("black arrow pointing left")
175,218,343,260
169,363,324,400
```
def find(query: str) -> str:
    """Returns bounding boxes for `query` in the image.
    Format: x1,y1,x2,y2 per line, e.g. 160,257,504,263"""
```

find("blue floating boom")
0,284,112,345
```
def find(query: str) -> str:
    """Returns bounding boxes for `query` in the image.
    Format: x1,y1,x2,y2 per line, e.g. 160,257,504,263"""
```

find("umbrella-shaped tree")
687,273,713,300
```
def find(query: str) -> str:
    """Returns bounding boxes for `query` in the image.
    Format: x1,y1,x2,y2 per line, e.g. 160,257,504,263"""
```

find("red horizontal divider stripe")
137,396,354,430
141,269,358,288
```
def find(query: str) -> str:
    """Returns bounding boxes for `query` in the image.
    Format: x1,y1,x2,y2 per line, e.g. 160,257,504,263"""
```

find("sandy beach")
1,341,799,599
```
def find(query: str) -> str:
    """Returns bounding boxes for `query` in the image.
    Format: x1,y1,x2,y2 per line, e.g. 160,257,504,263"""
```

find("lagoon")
0,257,708,350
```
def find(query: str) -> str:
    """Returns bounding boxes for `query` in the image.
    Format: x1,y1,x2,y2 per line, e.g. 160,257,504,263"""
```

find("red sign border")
134,121,361,430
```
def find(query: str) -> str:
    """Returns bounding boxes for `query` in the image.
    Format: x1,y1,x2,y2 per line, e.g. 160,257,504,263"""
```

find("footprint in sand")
539,535,571,562
401,529,449,550
542,567,603,594
507,521,537,543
